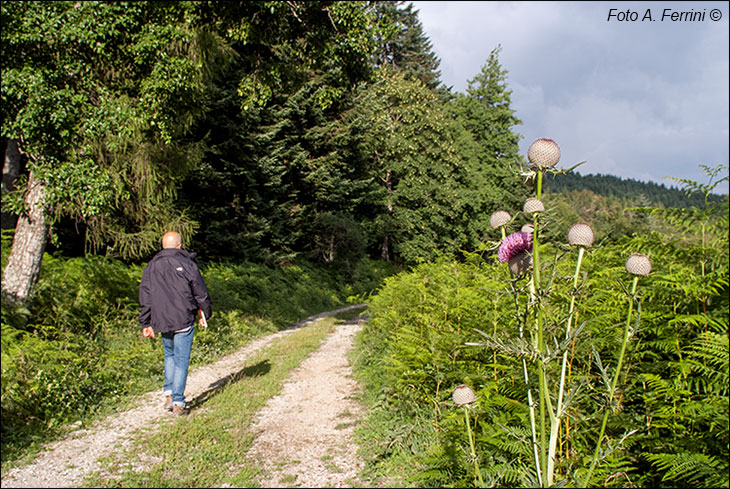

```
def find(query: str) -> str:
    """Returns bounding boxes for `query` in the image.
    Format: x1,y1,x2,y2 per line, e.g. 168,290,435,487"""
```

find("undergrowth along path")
1,304,367,489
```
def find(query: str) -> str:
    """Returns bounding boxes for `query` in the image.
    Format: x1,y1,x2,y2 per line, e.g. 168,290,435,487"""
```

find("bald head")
161,232,182,249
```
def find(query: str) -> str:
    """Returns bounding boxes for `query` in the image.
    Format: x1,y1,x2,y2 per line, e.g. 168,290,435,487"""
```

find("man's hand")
142,326,154,338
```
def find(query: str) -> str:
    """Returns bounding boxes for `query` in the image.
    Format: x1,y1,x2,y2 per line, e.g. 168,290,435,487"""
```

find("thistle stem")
495,226,506,380
526,279,543,487
464,406,485,488
582,275,640,487
532,170,547,484
549,246,585,485
557,247,584,410
493,299,498,381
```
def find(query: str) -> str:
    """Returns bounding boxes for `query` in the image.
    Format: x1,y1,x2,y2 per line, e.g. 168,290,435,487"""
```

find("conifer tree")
178,1,376,263
448,46,529,245
371,1,446,95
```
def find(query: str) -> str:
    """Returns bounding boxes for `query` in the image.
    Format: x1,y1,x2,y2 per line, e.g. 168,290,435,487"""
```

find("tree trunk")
380,234,390,261
1,170,48,307
2,138,22,229
380,168,393,261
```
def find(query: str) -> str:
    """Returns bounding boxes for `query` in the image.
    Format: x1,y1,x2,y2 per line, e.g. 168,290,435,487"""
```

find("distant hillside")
543,172,725,209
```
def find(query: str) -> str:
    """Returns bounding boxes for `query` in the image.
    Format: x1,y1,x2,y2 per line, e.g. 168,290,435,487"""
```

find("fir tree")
371,1,447,96
448,46,529,246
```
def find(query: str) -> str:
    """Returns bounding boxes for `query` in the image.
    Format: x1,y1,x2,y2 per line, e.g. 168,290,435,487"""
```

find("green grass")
279,474,298,484
81,317,341,488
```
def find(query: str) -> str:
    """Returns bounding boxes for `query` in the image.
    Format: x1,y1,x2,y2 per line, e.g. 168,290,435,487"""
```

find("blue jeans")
161,326,195,407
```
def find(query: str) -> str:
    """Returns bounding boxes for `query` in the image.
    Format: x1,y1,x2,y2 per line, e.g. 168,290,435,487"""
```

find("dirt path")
1,305,369,488
245,315,368,488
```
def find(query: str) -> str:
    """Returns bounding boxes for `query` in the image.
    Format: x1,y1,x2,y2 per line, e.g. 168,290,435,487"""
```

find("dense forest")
543,171,726,209
1,0,530,290
2,1,728,488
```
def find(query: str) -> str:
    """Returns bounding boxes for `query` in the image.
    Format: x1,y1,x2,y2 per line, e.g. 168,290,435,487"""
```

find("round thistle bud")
453,385,476,405
509,251,533,276
528,138,561,169
490,210,511,229
625,253,651,276
523,197,545,214
521,224,534,234
567,222,594,247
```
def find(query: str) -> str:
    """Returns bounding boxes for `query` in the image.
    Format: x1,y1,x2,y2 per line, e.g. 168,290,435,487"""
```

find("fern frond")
646,452,729,487
688,332,729,395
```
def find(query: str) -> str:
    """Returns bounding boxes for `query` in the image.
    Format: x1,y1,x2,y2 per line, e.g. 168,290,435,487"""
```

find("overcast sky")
410,1,729,193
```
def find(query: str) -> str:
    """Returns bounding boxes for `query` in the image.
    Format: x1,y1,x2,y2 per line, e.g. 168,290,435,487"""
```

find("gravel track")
245,314,368,488
1,305,369,488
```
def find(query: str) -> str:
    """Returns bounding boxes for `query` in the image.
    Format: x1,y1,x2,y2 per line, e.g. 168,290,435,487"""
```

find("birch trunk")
1,170,48,307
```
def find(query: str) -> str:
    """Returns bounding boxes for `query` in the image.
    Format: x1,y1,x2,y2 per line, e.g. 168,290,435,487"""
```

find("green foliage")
1,0,210,256
645,452,728,488
1,250,394,465
370,1,446,95
448,45,529,244
542,189,666,244
354,258,517,485
177,2,377,264
349,67,465,263
354,165,729,487
181,3,524,268
4,2,728,483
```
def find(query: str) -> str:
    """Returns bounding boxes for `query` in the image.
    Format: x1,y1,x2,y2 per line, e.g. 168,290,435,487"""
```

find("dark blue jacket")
139,248,212,333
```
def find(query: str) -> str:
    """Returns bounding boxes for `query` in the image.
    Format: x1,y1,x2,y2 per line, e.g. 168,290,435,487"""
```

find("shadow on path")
187,359,272,410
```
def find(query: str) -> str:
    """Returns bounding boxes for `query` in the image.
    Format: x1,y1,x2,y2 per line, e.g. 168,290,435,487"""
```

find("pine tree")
179,2,376,263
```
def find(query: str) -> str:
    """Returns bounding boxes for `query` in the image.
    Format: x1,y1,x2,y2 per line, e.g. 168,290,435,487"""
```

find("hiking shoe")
172,405,188,417
164,395,172,411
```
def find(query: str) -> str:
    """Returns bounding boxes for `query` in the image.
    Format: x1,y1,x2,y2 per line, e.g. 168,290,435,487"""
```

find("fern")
646,452,728,488
688,332,729,395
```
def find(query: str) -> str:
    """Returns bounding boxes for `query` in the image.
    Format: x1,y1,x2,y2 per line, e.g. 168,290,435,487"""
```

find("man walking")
139,231,212,416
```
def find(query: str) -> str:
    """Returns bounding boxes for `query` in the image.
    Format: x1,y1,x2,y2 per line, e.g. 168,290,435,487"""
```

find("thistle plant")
489,211,512,379
490,210,512,241
582,253,651,486
549,222,594,482
453,385,484,488
470,138,650,487
498,231,533,276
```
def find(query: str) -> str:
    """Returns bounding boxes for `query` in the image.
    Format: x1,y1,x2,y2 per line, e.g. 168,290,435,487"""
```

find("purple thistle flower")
498,232,533,263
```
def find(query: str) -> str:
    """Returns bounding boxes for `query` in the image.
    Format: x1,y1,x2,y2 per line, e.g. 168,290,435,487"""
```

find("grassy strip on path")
81,316,342,488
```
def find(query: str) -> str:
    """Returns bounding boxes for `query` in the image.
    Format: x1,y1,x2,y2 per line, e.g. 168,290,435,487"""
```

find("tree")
1,1,377,305
448,46,529,245
1,1,212,306
178,1,376,262
1,138,22,230
371,1,447,96
349,67,463,263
